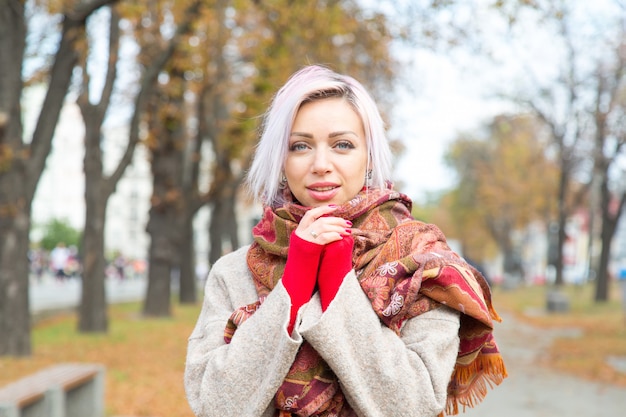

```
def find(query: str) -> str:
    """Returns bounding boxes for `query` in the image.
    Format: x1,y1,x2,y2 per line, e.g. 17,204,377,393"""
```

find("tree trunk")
78,112,111,332
594,176,623,302
79,196,109,332
227,190,240,251
178,214,197,304
143,233,173,317
208,169,242,264
75,7,121,333
143,147,180,317
209,197,228,265
554,163,569,286
142,159,179,317
0,200,32,356
596,219,613,302
0,1,112,356
142,86,185,316
143,149,182,317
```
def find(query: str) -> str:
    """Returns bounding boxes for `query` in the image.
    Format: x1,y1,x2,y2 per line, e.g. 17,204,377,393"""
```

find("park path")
459,312,626,417
30,275,146,314
32,276,625,416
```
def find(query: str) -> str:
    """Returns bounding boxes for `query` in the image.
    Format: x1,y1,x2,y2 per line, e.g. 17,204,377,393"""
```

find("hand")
282,232,324,334
318,235,354,311
295,205,352,244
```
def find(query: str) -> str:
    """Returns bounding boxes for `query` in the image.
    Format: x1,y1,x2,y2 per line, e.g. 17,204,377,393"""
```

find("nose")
311,147,332,174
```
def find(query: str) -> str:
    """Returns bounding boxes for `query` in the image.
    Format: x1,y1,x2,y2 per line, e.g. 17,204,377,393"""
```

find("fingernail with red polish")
328,204,338,208
346,221,352,226
345,228,352,234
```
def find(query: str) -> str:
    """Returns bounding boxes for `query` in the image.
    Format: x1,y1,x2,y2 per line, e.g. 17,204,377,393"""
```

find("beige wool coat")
184,245,461,417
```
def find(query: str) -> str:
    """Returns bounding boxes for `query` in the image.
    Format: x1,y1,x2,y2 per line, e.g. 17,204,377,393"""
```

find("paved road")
30,275,146,313
460,312,626,416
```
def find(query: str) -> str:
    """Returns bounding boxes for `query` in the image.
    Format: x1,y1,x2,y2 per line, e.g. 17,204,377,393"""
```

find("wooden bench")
0,363,104,417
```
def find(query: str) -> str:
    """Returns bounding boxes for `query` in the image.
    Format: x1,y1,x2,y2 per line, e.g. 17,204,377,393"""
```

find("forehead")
293,98,362,127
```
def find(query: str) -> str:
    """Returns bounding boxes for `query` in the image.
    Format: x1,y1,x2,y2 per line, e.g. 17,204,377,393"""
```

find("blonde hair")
246,65,392,205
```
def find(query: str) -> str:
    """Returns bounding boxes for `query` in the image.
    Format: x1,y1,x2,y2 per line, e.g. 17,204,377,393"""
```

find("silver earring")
279,174,287,189
366,169,372,180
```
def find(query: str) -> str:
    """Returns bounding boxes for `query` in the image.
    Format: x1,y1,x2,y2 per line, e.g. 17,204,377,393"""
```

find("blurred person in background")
185,65,506,417
50,242,70,282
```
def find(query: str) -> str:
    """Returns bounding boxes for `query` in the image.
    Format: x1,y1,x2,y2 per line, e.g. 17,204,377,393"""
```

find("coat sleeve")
184,250,302,417
297,271,460,417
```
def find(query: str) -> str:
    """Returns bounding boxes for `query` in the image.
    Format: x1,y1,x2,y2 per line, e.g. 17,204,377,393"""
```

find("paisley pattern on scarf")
224,186,507,416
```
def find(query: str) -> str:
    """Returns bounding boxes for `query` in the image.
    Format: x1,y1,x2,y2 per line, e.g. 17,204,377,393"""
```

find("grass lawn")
0,281,625,416
493,280,626,387
0,302,202,417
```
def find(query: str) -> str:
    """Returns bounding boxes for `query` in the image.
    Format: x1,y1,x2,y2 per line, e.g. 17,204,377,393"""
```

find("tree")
138,0,205,317
445,114,559,282
144,68,194,317
512,1,626,297
39,219,82,251
76,5,122,333
203,0,398,266
588,24,626,301
178,0,231,303
132,0,401,316
76,0,203,329
0,0,118,357
494,1,607,287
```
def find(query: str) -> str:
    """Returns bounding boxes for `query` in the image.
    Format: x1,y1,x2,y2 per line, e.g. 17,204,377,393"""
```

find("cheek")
283,159,302,181
354,156,368,178
347,165,367,186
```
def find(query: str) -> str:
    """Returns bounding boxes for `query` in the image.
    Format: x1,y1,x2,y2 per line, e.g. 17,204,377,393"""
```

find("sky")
388,0,622,203
390,49,512,202
385,2,516,202
27,0,621,209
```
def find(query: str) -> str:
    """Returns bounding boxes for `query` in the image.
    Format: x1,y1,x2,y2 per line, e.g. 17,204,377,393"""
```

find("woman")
184,65,506,417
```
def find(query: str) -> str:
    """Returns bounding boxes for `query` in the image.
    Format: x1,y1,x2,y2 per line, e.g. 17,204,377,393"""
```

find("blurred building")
27,87,86,240
27,90,154,260
100,124,152,260
25,86,256,268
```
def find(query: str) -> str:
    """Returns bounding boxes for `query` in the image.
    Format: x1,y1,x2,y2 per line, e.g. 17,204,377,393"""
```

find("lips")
307,183,340,201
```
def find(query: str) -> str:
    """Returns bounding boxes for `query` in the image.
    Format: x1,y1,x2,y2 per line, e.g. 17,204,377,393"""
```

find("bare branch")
25,0,119,196
105,0,204,190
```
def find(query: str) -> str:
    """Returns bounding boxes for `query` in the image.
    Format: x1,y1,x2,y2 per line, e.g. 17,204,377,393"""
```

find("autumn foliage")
442,114,559,261
0,303,201,417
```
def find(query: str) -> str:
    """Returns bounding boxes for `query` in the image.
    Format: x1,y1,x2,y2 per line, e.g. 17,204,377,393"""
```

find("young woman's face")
284,97,368,208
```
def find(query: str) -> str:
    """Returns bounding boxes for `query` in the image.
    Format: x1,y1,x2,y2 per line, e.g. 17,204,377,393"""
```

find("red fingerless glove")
318,235,354,311
281,232,323,333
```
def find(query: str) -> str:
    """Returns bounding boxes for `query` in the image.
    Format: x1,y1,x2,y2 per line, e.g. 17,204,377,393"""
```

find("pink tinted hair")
246,65,392,205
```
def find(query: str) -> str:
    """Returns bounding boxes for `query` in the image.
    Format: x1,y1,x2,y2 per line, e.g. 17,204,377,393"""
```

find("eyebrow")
289,131,358,138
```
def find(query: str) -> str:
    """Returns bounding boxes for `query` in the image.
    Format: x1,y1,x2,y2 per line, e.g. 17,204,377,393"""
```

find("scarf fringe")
489,303,502,323
443,354,508,416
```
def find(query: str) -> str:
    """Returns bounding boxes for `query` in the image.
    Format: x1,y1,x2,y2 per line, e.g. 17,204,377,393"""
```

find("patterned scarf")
224,186,507,416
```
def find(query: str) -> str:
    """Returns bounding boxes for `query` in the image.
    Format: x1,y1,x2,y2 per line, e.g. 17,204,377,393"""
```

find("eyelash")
335,141,355,150
289,143,308,152
288,140,355,152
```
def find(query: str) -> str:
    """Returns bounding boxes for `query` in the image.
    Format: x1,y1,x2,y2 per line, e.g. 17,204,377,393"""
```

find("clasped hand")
295,204,352,244
283,205,355,332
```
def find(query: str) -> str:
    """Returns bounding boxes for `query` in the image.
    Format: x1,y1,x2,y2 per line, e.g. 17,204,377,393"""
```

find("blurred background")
1,0,625,416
